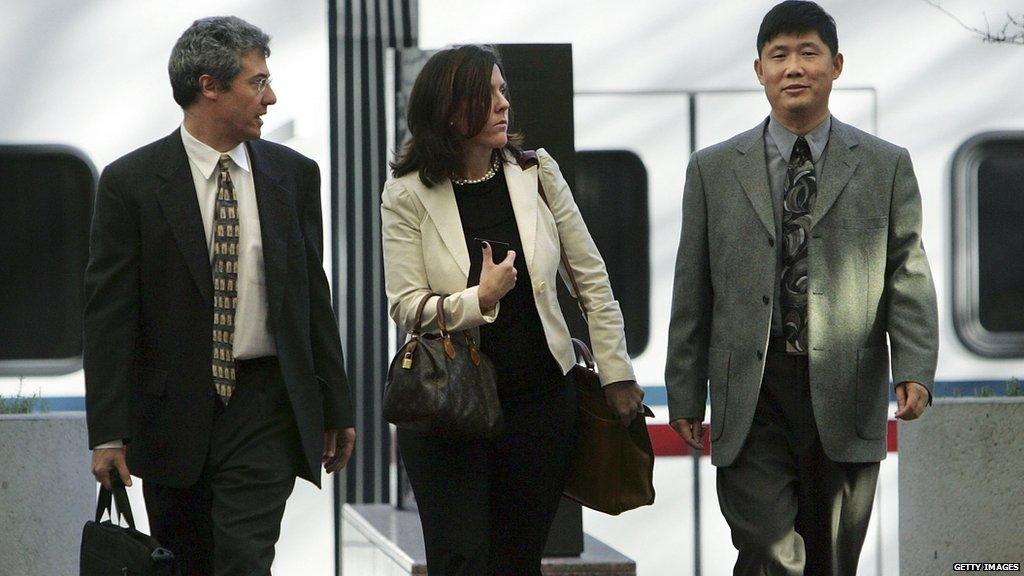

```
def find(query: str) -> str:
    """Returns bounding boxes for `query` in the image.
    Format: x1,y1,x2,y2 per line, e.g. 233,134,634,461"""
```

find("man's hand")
323,427,356,474
671,417,704,452
91,447,132,490
894,381,929,420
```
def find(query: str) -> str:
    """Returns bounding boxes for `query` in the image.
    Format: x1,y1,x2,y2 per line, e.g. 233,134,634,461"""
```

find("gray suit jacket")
665,117,938,466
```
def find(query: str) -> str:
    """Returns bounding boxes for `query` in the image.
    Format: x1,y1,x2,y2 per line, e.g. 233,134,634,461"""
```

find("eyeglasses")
250,76,272,94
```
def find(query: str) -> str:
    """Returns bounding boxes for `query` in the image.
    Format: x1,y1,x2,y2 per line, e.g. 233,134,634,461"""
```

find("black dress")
397,163,578,576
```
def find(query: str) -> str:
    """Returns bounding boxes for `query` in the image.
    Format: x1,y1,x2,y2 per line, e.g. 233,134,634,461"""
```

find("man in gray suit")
665,1,938,574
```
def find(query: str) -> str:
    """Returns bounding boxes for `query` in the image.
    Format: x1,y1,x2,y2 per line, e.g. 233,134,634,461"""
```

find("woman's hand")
603,380,645,427
478,242,517,311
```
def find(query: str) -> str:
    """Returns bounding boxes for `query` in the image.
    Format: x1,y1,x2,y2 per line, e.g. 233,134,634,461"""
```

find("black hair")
757,1,838,56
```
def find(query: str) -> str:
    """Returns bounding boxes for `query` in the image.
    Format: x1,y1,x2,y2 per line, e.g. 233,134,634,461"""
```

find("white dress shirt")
179,124,276,360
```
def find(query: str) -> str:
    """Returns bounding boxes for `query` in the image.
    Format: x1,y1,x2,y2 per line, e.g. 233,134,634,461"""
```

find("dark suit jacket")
84,130,353,487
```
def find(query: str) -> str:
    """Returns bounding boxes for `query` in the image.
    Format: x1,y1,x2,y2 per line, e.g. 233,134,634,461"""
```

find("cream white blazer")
380,148,635,386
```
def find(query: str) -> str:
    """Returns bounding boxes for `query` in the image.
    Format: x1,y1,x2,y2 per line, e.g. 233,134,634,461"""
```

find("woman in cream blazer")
381,45,642,576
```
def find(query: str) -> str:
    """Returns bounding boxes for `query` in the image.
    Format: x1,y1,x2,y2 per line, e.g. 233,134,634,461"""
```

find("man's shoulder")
695,123,764,161
833,118,905,158
103,132,178,180
249,139,316,171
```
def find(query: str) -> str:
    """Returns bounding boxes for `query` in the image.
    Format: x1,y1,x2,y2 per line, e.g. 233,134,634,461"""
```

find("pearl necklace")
452,156,501,186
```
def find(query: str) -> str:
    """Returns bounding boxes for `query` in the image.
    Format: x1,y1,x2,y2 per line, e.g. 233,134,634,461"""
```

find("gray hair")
168,16,271,108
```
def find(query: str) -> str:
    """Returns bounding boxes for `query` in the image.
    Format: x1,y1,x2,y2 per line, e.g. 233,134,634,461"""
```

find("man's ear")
754,59,765,87
831,52,844,80
197,74,220,101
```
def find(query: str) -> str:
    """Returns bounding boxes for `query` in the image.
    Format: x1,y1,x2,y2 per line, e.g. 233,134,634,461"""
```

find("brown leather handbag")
526,152,656,515
383,293,504,439
564,338,656,515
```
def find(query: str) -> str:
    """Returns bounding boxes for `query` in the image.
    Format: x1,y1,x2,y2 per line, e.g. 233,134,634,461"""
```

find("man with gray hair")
84,16,355,575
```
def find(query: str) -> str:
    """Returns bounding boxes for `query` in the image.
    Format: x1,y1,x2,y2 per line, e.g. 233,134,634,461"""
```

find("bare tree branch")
922,0,1024,45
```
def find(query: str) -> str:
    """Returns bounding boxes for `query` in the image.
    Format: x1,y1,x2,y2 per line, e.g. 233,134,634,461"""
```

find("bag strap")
525,151,609,376
435,294,461,359
95,476,136,529
411,292,435,335
530,159,589,320
571,337,596,370
434,294,450,337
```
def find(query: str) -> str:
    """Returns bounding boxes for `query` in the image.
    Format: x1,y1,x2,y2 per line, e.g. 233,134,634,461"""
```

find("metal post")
688,92,702,576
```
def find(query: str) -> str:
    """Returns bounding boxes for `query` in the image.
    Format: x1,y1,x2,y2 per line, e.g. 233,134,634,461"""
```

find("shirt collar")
766,114,832,164
179,124,251,180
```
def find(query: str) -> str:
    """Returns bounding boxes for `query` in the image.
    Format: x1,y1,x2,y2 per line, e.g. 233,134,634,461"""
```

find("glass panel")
977,155,1024,332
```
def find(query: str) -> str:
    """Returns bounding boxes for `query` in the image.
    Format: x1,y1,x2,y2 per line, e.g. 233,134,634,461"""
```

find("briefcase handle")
94,475,136,530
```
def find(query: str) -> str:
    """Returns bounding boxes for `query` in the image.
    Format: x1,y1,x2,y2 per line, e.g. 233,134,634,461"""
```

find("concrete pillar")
0,412,94,575
899,397,1024,575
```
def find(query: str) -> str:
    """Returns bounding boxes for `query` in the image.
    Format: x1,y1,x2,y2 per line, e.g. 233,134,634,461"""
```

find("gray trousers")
717,350,880,576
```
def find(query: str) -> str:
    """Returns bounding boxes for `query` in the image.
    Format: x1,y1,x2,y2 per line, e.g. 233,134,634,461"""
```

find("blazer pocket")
141,368,168,397
855,346,890,440
841,216,888,230
708,347,731,442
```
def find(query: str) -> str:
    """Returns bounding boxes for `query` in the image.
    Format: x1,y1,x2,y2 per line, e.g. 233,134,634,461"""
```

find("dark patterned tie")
212,154,239,403
781,137,816,354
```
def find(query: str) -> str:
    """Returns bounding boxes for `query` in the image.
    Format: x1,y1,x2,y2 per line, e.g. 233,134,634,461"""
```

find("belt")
235,356,279,373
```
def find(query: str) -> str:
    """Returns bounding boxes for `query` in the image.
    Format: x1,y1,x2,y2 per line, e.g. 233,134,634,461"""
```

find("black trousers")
398,376,578,576
142,357,304,576
717,348,880,576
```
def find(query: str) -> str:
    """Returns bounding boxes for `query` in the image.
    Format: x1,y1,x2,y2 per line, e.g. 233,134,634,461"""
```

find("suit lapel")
155,132,213,306
247,141,290,325
732,123,776,239
811,118,862,229
504,160,538,270
412,180,470,278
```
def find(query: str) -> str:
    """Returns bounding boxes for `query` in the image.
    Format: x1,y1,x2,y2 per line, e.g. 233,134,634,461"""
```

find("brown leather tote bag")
564,338,656,515
383,293,504,439
521,150,656,515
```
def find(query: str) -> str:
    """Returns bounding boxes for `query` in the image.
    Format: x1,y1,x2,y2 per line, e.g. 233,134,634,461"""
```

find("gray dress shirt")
764,114,832,336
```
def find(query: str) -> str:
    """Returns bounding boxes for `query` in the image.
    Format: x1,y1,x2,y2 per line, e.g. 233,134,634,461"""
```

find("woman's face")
454,64,510,153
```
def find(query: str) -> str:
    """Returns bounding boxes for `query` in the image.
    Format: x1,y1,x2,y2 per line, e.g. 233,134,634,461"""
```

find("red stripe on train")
648,420,899,457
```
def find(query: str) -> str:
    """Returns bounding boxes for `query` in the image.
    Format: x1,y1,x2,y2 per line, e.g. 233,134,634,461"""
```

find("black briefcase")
80,477,179,576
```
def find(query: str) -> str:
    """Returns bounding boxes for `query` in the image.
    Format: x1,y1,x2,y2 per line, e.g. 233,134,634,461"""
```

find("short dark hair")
757,1,838,57
168,16,271,109
391,45,523,187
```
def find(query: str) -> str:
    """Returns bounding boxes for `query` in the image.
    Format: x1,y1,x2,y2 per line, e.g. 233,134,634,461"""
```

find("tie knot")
791,137,811,165
218,154,232,172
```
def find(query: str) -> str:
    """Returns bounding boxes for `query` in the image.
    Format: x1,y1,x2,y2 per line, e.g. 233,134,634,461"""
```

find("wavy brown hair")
390,44,524,187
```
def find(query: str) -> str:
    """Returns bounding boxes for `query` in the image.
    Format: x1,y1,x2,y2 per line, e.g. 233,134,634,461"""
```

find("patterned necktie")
212,154,239,404
781,137,816,354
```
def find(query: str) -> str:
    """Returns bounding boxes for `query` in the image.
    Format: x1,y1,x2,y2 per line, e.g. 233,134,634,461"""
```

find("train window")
951,132,1024,357
560,150,650,356
0,145,94,375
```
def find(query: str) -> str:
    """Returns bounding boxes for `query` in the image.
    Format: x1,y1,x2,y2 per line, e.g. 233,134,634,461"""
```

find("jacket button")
762,295,770,305
768,237,775,247
538,281,547,292
756,350,764,360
